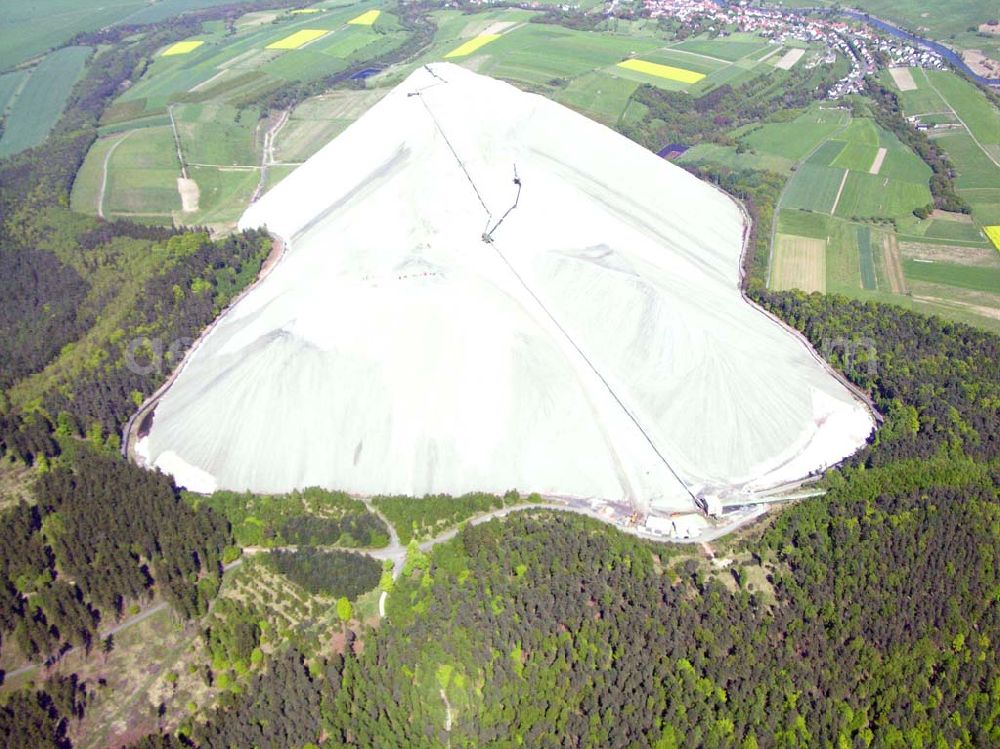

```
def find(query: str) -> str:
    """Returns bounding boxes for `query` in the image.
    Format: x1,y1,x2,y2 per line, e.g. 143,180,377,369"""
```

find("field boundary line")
660,44,730,65
829,168,849,214
167,104,188,179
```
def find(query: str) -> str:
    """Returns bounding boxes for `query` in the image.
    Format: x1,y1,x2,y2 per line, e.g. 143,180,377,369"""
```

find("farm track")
829,168,849,215
882,233,908,293
167,105,187,179
251,109,290,203
97,131,132,219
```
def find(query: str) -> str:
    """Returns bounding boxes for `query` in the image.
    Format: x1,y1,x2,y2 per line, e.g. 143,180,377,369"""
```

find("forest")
190,488,390,549
0,446,228,662
264,549,382,600
373,490,528,544
111,286,999,749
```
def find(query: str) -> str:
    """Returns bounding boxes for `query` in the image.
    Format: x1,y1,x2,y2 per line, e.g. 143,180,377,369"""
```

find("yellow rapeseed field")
348,10,381,25
267,29,329,50
985,225,1000,251
444,35,501,58
616,59,705,84
162,40,204,57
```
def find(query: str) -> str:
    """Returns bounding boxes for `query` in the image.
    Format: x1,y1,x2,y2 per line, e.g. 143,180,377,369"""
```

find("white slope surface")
143,63,873,511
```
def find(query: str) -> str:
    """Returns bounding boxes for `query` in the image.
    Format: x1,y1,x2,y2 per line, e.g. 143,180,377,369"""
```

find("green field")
890,67,1000,233
782,163,845,213
933,131,1000,190
116,2,397,113
70,1,406,229
830,140,880,171
679,105,850,175
0,45,90,157
555,71,639,126
834,172,931,219
776,209,831,240
174,103,258,165
903,259,1000,293
742,107,850,162
0,0,246,71
780,113,931,220
923,220,987,243
102,126,180,216
923,70,1000,159
857,226,877,289
673,36,773,62
0,70,27,114
69,133,123,215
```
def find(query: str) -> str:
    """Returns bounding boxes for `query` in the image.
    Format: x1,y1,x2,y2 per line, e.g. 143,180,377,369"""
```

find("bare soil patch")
868,146,887,174
774,48,805,70
930,209,974,223
888,67,916,91
177,177,199,212
961,49,1000,78
901,241,1000,267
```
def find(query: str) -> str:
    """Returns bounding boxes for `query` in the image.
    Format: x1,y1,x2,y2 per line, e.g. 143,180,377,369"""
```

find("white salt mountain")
140,63,873,512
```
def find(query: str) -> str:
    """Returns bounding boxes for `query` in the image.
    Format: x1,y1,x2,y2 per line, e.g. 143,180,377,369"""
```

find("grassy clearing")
102,126,180,216
182,165,259,228
807,139,847,166
831,141,880,172
174,102,257,165
677,142,795,174
923,220,987,243
0,45,91,157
